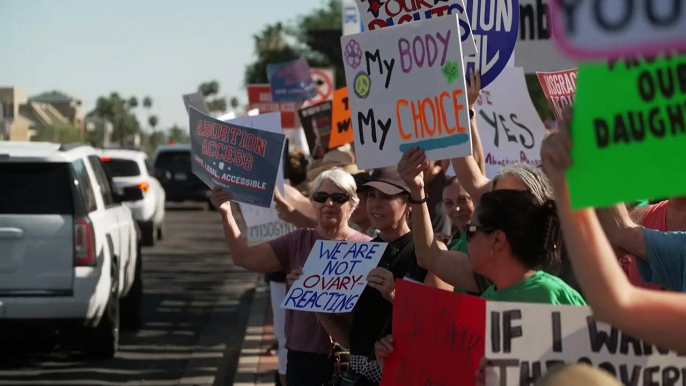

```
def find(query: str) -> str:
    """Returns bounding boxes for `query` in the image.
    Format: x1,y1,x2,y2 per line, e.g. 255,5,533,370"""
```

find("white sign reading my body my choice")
485,301,686,386
474,66,546,178
341,15,472,170
229,112,285,227
549,0,686,60
281,240,387,313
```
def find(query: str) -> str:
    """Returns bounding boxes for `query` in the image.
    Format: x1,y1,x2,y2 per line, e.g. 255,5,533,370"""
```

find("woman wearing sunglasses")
287,167,450,386
210,168,370,386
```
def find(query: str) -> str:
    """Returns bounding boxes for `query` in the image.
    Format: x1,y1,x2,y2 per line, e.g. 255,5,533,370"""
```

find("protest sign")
281,240,387,313
514,0,576,73
342,15,472,169
247,85,298,129
355,0,517,88
189,107,285,208
566,55,686,209
266,58,317,103
182,92,210,115
354,0,478,58
343,0,364,36
474,67,546,178
536,68,577,121
327,87,354,149
306,68,335,106
247,220,296,243
298,100,333,158
549,0,686,61
228,112,285,227
380,279,486,386
485,301,686,385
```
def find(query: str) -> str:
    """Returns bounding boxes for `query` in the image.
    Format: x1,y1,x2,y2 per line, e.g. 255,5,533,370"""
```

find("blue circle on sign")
465,0,520,88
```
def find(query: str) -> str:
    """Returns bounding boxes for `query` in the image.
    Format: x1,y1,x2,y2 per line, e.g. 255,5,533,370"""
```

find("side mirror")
118,186,144,202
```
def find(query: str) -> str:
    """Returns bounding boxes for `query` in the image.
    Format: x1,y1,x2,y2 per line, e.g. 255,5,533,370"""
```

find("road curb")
232,277,274,386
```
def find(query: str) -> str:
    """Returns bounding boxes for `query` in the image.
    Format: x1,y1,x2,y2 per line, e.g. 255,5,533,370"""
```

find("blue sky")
0,0,329,132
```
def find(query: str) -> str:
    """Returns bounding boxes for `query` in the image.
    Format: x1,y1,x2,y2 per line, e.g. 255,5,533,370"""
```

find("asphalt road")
0,204,261,386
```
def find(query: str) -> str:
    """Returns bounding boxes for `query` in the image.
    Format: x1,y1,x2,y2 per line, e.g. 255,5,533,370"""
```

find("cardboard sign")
536,68,577,121
247,220,297,243
328,87,354,149
549,0,686,60
182,92,210,115
247,85,298,129
298,100,333,158
281,240,387,313
474,67,546,178
342,15,472,169
229,113,285,227
307,68,335,106
485,301,686,385
266,58,317,103
514,0,577,73
343,0,364,36
380,280,486,386
566,55,686,209
189,107,285,208
354,0,478,58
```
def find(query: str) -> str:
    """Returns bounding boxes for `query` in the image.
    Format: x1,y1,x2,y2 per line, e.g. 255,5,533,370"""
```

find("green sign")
567,55,686,209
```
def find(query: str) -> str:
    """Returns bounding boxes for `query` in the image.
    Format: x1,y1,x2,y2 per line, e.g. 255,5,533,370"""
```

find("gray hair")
492,163,552,205
309,168,360,213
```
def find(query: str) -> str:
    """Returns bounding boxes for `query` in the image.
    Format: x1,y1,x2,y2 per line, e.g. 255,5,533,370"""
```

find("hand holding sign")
366,267,395,303
397,148,429,194
210,186,234,215
540,108,573,188
375,335,394,368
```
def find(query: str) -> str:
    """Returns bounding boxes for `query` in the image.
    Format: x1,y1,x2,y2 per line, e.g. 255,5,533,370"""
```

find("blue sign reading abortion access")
267,59,318,103
189,107,286,208
465,0,519,88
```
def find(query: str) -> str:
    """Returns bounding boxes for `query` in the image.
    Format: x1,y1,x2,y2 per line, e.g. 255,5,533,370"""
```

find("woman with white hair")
210,168,371,386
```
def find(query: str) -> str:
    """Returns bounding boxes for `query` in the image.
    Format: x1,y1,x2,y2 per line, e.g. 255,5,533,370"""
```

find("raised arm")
274,187,318,228
542,112,686,353
399,148,479,293
211,187,283,273
595,204,647,258
468,68,486,177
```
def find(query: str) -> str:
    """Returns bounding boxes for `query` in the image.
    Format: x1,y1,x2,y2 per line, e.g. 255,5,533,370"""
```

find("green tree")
90,93,141,145
168,124,189,144
198,81,227,114
143,96,153,109
128,97,139,109
33,123,81,144
244,1,344,87
525,74,554,122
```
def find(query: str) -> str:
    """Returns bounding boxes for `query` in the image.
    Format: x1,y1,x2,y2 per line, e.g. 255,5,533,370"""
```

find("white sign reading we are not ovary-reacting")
341,15,472,170
549,0,686,60
281,240,387,313
485,302,686,386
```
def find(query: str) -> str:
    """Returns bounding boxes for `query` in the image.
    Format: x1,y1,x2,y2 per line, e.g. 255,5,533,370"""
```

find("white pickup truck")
0,142,143,358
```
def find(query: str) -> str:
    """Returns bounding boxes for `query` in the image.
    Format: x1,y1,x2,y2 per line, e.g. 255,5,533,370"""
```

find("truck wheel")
81,258,119,359
142,224,155,247
121,245,143,331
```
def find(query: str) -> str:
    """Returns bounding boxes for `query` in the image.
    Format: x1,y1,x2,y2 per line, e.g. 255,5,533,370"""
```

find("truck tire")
121,245,143,331
81,258,119,359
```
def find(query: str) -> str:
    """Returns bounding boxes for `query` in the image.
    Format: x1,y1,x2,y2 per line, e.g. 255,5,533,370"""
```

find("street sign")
306,68,335,106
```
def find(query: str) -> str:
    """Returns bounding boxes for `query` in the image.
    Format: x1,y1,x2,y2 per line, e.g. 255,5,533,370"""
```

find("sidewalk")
232,277,278,386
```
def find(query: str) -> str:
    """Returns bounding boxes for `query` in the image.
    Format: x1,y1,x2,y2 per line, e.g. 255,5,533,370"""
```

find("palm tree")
148,115,158,132
143,96,153,109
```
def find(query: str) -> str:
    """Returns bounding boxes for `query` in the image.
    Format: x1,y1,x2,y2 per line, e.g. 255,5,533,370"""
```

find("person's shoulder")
536,272,586,305
350,231,373,242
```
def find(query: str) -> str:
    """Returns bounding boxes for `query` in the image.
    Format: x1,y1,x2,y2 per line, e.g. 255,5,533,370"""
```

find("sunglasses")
464,223,496,242
312,192,351,205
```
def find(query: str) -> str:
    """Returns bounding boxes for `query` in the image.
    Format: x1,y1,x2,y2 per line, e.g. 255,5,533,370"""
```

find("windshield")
103,159,141,177
154,151,191,171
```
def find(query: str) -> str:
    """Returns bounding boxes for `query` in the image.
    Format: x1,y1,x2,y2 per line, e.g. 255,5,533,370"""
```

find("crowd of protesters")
209,72,686,386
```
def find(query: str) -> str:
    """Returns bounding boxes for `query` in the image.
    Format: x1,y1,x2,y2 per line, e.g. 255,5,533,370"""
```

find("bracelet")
408,194,428,205
469,108,475,120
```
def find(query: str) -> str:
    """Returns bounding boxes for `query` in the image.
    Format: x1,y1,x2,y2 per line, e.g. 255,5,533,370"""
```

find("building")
0,87,85,141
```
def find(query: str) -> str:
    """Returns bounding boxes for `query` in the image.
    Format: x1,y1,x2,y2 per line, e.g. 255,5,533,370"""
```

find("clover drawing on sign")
345,39,363,69
441,61,460,85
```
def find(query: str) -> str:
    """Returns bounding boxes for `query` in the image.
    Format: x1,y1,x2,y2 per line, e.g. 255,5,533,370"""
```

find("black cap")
357,166,411,195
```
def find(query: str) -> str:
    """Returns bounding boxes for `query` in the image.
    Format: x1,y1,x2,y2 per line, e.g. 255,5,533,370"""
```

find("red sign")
308,68,334,105
536,69,578,121
247,84,298,129
381,280,486,386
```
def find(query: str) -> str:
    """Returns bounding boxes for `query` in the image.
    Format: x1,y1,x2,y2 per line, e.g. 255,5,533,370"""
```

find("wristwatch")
408,194,428,205
469,108,475,120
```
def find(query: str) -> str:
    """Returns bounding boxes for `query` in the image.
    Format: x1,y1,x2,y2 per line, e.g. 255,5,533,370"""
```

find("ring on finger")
403,161,409,166
381,278,385,285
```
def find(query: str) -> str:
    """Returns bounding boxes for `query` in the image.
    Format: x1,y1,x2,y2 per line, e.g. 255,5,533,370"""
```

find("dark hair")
442,175,460,191
476,190,564,273
287,151,309,186
353,172,371,188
